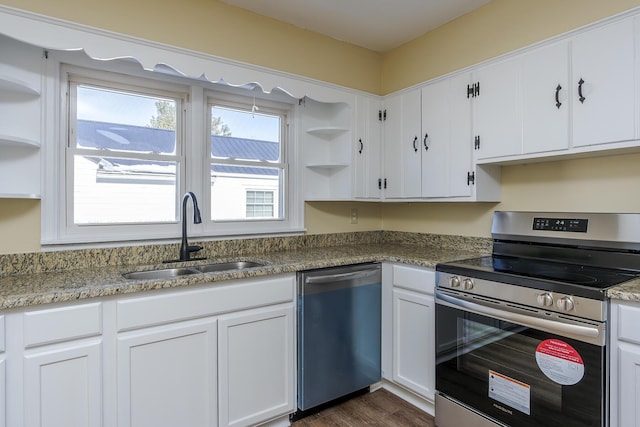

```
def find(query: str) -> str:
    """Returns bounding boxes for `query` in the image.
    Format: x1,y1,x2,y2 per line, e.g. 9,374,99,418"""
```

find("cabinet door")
117,319,218,427
218,304,295,427
421,79,450,198
572,18,635,147
354,95,382,199
421,74,473,198
24,340,102,427
0,358,4,427
473,56,522,159
383,90,421,198
401,89,422,198
392,288,435,400
522,41,570,154
618,344,640,427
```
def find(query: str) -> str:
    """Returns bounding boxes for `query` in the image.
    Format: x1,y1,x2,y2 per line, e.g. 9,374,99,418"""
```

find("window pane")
75,85,177,155
210,106,280,161
74,155,177,224
211,166,281,221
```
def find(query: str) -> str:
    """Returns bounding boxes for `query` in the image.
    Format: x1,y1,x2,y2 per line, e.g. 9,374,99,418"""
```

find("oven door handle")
436,290,603,344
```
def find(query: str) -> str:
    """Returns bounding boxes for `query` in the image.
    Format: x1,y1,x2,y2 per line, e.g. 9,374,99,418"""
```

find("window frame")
204,92,290,232
42,54,304,248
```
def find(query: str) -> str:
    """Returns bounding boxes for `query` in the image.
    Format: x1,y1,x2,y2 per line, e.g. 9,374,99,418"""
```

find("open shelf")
305,164,349,170
0,134,40,148
0,75,40,96
305,127,350,138
0,192,40,199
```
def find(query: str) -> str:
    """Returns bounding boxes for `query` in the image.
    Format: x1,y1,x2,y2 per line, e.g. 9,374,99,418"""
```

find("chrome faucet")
166,192,205,262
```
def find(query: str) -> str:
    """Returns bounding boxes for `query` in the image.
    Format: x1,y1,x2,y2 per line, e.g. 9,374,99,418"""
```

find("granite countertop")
1,236,638,311
0,242,485,310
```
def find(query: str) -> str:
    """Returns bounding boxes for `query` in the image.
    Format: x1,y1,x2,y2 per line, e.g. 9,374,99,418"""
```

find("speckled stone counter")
0,231,491,310
607,278,640,303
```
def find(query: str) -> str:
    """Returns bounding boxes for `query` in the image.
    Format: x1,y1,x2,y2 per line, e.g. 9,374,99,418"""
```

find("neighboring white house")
75,120,279,224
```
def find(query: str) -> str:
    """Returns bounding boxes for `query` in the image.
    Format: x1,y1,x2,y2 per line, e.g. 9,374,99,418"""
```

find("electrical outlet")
350,208,358,224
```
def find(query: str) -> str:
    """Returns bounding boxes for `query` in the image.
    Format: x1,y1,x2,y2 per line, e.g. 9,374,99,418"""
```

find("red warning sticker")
535,339,584,385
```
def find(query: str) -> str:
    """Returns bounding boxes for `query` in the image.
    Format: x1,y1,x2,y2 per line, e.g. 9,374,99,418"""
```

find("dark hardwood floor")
291,389,435,426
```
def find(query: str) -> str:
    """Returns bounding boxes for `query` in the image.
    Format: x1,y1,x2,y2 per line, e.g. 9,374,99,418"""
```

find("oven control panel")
436,272,606,322
533,217,588,232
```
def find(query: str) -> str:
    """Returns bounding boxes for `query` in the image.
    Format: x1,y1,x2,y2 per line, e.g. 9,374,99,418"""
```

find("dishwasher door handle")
304,269,380,284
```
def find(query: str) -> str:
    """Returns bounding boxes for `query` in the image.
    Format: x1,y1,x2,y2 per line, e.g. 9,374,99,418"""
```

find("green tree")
211,115,231,136
149,100,231,136
148,100,176,130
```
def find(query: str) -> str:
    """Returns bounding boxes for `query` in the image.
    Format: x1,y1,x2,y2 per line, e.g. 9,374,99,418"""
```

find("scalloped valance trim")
0,5,363,103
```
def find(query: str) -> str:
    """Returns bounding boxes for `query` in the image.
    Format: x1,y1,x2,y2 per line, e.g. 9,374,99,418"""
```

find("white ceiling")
219,0,492,52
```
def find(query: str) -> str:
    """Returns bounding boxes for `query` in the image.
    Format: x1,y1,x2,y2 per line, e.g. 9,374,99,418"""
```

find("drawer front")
392,265,435,295
23,302,102,348
618,303,640,345
117,275,295,332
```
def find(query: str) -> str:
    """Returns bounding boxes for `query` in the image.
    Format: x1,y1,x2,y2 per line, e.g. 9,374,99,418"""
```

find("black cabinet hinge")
378,109,387,121
467,82,480,99
467,171,476,186
474,135,480,150
378,178,382,189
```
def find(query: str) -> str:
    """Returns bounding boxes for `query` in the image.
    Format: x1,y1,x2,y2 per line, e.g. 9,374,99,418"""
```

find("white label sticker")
488,370,531,415
535,339,585,385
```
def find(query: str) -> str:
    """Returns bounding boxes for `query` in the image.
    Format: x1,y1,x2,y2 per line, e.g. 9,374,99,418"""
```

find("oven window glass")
436,304,604,427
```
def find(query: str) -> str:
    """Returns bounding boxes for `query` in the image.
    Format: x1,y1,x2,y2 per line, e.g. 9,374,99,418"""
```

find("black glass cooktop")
437,255,640,299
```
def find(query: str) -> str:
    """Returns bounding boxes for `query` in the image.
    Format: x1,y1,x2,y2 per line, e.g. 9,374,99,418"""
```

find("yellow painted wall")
382,153,640,238
2,0,640,253
382,0,640,94
0,0,381,94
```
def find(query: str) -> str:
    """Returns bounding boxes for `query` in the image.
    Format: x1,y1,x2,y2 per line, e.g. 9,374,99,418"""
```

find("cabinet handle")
423,133,429,151
412,136,418,152
555,84,562,109
358,138,363,154
578,78,586,103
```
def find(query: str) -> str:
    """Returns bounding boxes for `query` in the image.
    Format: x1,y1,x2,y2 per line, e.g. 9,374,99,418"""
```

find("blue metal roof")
76,120,280,176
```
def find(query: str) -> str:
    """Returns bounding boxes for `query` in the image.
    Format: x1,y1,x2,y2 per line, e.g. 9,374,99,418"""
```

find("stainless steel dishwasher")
296,262,381,412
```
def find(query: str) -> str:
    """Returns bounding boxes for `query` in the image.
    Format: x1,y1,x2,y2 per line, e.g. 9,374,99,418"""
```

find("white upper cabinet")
353,94,383,199
571,17,636,148
382,91,415,198
421,73,473,198
521,41,570,154
473,55,523,160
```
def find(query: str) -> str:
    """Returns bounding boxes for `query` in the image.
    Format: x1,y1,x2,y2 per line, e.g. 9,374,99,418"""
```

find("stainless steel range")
434,211,640,427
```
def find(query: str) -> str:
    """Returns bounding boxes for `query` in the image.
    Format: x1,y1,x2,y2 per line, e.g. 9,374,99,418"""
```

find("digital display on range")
533,217,588,232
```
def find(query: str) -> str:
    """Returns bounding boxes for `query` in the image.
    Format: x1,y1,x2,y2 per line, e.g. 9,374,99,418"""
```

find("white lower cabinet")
2,274,296,427
383,264,436,407
0,358,5,427
392,288,435,399
611,300,640,427
117,319,218,427
24,340,103,427
218,304,295,427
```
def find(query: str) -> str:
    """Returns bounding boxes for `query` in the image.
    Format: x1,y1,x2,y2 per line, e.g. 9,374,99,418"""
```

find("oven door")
435,289,606,427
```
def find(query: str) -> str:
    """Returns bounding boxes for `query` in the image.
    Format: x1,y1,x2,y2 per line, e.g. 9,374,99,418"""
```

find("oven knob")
449,276,461,288
463,278,474,290
557,296,575,312
536,292,554,307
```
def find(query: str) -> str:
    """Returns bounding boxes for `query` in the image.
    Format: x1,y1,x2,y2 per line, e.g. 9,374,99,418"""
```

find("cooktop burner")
438,255,640,299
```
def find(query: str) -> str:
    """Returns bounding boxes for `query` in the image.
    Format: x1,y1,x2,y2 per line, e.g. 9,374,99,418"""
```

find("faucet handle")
188,245,203,254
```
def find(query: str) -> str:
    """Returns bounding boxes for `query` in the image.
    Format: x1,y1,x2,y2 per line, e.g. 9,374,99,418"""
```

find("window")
68,76,185,225
246,190,275,218
207,96,287,223
43,58,302,246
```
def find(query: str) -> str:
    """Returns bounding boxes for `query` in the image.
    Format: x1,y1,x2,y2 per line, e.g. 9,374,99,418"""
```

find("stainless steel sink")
194,261,265,273
122,267,200,280
123,261,266,280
